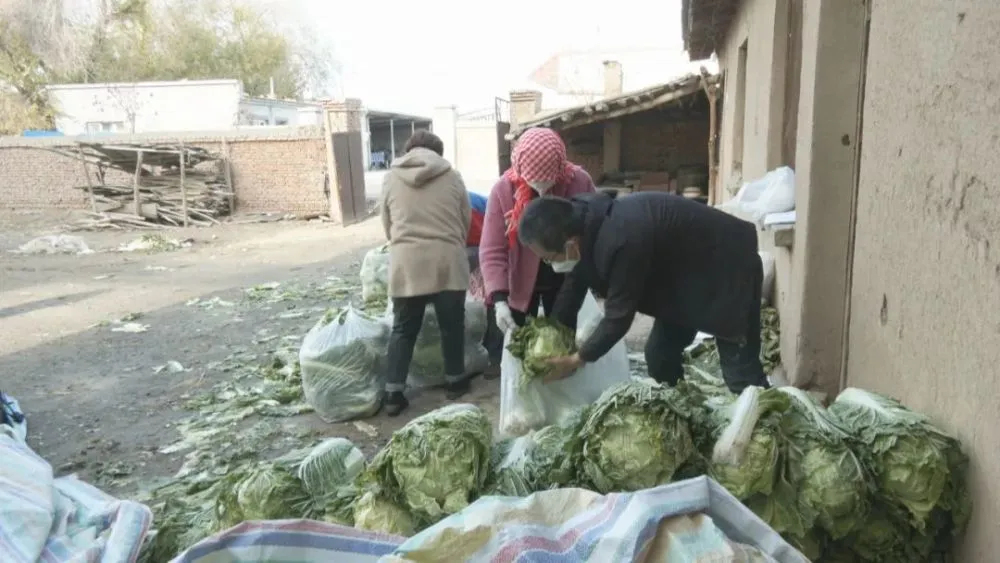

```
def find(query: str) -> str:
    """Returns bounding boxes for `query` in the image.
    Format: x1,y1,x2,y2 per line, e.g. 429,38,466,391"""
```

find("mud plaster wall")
0,127,329,216
847,0,1000,558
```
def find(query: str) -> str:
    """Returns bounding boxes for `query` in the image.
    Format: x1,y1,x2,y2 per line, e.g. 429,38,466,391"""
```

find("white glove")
494,301,517,334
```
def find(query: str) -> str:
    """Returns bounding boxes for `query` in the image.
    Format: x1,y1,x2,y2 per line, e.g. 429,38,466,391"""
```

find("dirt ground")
0,208,652,497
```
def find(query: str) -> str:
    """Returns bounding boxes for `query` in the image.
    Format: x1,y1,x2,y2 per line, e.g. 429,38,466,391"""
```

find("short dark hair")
404,129,444,156
518,196,584,253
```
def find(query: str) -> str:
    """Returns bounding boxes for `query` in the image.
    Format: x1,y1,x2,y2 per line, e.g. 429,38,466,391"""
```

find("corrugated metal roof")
507,73,717,140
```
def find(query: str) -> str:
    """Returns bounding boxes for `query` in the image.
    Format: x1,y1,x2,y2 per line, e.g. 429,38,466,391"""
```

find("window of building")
84,121,126,134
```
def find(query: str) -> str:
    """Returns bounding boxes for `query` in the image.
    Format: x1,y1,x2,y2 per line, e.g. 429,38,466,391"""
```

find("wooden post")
133,150,144,217
222,138,234,214
179,142,189,226
700,68,720,206
78,146,97,213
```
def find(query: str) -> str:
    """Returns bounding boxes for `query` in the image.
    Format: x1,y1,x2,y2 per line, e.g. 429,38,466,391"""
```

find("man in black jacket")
517,191,768,393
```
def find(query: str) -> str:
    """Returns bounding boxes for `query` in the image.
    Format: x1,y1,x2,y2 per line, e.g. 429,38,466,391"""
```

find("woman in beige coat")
380,130,472,416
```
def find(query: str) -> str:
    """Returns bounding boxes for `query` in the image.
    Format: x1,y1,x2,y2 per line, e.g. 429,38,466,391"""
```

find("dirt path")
0,211,650,498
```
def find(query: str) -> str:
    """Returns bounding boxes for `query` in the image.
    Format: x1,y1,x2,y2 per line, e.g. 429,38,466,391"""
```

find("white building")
46,79,326,135
238,97,323,127
47,79,243,135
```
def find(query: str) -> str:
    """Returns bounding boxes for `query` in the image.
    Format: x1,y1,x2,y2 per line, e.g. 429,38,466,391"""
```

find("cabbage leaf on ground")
506,316,577,385
578,379,695,493
364,403,492,523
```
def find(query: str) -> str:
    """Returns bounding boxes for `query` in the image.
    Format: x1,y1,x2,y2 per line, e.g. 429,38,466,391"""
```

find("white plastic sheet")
719,166,796,226
382,299,490,388
360,244,390,303
498,292,630,438
300,307,389,422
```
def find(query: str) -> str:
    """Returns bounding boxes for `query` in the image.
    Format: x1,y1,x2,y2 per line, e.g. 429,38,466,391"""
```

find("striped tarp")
172,520,404,563
0,428,151,563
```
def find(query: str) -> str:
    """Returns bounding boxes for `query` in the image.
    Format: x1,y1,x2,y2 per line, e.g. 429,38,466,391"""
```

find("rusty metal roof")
507,73,718,140
682,0,741,60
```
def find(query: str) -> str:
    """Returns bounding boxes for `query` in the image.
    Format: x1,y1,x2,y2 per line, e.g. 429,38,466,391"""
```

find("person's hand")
544,353,584,383
494,301,517,334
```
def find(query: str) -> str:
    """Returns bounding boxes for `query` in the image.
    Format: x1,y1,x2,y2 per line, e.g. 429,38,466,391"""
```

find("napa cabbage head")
352,491,418,536
709,386,789,500
215,464,311,526
365,403,492,522
778,387,873,539
506,317,576,384
579,380,694,493
828,387,971,534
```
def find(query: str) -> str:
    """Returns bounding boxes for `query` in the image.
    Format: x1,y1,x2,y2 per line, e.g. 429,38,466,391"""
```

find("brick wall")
620,112,709,173
0,127,330,216
557,111,709,183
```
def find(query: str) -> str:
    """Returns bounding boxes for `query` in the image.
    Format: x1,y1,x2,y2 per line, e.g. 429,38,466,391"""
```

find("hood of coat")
390,147,452,187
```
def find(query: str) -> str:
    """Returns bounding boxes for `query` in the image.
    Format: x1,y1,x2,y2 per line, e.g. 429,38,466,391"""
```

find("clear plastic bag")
360,244,390,303
498,292,631,438
382,298,490,388
718,166,796,225
299,307,389,422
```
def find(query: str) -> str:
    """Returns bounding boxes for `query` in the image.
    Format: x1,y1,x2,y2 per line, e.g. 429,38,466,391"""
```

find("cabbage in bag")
365,403,492,522
360,244,390,303
506,316,577,385
578,379,695,493
299,307,387,422
402,300,489,387
297,438,365,501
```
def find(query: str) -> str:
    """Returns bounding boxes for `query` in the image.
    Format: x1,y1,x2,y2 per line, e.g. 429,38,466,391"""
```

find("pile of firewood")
50,142,235,230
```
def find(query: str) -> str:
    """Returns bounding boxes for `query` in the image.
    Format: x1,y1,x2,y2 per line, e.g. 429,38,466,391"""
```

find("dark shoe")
384,392,409,417
483,363,500,381
445,378,471,400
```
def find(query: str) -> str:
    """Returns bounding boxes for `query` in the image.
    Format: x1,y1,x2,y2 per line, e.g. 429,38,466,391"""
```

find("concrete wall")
715,0,791,201
847,0,1000,558
48,80,243,135
455,121,503,193
0,128,329,216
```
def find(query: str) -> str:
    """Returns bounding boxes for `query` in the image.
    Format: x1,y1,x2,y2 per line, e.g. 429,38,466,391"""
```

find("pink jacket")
480,165,596,312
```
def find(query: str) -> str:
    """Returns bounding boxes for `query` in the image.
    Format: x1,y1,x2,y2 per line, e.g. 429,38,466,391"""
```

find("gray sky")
255,0,689,113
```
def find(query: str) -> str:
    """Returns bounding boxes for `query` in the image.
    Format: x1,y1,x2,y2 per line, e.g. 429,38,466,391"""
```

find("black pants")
386,290,466,392
646,268,768,394
509,288,560,326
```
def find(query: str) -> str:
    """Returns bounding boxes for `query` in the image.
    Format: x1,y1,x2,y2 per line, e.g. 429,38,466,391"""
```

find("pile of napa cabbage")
684,380,971,562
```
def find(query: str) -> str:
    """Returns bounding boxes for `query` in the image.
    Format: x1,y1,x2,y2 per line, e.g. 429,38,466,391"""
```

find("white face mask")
549,241,579,273
528,180,555,194
550,259,578,273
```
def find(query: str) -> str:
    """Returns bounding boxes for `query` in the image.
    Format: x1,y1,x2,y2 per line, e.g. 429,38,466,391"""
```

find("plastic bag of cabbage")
360,244,390,303
363,404,492,526
299,307,388,423
382,298,490,387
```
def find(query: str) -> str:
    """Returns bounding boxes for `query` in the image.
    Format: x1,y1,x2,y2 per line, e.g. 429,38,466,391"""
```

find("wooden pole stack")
52,142,235,230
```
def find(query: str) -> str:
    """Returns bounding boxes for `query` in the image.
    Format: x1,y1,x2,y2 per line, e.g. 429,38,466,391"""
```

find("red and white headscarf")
503,128,575,247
